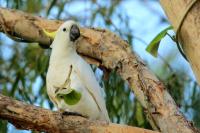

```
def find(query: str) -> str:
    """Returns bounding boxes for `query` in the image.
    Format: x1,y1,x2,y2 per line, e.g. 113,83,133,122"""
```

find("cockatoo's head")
44,20,80,49
57,20,80,43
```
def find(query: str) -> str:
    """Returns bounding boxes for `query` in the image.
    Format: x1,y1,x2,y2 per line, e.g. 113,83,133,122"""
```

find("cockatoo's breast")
46,58,101,120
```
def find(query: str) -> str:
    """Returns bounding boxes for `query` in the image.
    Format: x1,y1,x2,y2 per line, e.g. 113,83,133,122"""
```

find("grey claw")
62,111,87,118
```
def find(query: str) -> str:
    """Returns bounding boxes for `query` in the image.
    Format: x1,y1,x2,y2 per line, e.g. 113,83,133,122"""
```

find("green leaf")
135,100,144,126
146,26,173,57
0,120,7,133
10,74,20,96
56,89,82,105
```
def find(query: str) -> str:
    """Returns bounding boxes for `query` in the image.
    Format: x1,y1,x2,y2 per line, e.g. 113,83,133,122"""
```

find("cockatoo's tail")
45,20,110,122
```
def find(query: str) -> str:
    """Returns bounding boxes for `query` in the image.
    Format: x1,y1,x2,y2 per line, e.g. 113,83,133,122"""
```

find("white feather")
46,20,110,121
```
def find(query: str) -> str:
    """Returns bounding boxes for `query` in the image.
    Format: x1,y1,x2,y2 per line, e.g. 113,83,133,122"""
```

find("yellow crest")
43,29,57,39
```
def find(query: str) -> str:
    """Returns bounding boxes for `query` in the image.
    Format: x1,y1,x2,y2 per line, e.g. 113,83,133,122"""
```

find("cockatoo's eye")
63,28,66,32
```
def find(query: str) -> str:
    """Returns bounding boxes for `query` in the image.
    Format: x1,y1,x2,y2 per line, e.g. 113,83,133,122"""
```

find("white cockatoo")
45,20,110,122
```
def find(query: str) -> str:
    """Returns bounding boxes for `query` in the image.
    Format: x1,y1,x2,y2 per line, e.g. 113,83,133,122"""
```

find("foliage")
56,89,82,105
0,0,200,132
146,26,173,57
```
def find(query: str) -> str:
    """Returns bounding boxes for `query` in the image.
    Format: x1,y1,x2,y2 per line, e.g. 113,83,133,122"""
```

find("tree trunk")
0,8,199,133
160,0,200,84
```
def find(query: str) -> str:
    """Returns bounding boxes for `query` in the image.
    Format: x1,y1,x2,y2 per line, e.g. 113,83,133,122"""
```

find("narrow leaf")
146,26,173,57
56,89,82,105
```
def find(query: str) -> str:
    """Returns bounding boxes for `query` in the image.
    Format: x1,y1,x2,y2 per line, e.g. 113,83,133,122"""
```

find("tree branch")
0,94,158,133
159,0,200,84
0,7,198,133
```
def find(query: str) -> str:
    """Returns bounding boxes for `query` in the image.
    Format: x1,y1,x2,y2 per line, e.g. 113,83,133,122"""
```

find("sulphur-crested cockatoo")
45,20,110,122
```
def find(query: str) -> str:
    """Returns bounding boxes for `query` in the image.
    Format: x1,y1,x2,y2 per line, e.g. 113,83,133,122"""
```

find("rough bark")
0,8,198,133
0,94,158,133
160,0,200,84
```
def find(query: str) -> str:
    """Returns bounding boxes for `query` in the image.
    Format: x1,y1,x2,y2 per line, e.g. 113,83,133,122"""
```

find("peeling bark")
0,94,158,133
0,8,199,133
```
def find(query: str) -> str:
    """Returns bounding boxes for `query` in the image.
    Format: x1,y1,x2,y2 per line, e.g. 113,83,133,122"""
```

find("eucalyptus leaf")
56,89,82,105
146,26,173,57
0,120,7,133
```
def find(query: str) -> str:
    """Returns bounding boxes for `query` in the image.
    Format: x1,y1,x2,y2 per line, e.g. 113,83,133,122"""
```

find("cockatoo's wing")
74,57,110,122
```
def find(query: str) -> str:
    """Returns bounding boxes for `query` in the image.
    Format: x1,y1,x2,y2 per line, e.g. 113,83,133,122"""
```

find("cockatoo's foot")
62,111,88,118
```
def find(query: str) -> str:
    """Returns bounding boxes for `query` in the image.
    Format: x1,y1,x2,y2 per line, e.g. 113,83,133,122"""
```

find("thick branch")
0,94,157,133
0,8,198,133
160,0,200,84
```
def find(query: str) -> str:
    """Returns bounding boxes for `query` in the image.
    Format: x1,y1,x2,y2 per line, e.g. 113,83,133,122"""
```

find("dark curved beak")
70,24,80,42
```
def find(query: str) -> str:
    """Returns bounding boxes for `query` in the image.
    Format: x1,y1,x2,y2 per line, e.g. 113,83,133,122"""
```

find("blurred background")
0,0,200,132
